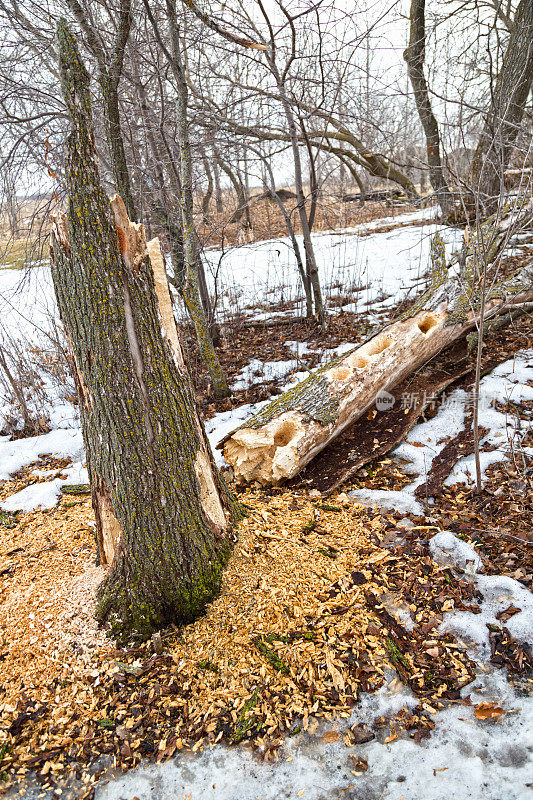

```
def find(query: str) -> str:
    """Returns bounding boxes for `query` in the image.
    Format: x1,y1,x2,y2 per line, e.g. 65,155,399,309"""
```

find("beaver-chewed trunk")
50,20,237,643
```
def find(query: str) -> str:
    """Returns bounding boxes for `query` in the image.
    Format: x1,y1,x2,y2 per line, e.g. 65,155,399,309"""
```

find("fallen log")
288,306,532,495
220,205,533,486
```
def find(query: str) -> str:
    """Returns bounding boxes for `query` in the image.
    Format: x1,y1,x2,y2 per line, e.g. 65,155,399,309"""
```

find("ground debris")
0,485,521,794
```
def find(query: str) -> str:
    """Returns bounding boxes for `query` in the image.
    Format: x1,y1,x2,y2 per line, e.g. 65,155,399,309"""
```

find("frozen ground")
1,217,532,798
203,209,462,322
95,531,533,800
0,216,462,503
350,348,533,514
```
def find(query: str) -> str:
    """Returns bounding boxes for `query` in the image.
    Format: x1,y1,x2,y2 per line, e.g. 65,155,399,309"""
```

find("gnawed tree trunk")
51,20,236,642
221,207,533,486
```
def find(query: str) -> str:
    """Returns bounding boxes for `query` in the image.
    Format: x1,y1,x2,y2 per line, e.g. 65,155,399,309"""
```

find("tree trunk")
470,0,533,214
216,155,249,225
51,20,236,642
404,0,453,217
213,156,224,213
65,0,137,220
100,75,137,221
202,155,214,222
221,210,533,485
248,143,313,316
272,63,325,328
165,0,229,398
0,343,34,432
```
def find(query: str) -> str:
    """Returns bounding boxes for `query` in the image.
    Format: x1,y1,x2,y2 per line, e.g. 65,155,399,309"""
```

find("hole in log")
346,353,371,370
418,313,440,334
224,414,305,485
274,419,301,447
328,364,352,382
362,336,393,357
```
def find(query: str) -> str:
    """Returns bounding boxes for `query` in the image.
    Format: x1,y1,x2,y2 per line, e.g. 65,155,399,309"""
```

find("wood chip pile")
0,487,490,794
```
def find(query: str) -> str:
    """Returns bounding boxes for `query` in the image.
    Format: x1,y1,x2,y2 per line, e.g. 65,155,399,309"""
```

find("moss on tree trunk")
51,20,236,643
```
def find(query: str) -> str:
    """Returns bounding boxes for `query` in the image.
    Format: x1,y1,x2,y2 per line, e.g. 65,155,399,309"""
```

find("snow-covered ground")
95,673,533,800
350,349,533,516
203,209,461,322
1,215,532,798
0,215,462,501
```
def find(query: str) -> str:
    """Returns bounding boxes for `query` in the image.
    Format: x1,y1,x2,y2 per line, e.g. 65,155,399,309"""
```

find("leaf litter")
0,489,488,796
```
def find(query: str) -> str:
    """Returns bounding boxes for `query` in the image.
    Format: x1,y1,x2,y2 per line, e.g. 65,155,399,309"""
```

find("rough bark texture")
65,0,137,220
163,0,230,398
470,0,533,213
404,0,453,216
51,20,236,642
100,74,137,221
221,209,533,486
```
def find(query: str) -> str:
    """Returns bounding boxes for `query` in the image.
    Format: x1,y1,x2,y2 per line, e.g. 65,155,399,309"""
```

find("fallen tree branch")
287,305,533,495
220,206,533,486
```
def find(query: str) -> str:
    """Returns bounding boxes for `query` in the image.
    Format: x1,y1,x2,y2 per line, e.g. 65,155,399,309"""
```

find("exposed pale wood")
50,20,236,641
221,215,533,486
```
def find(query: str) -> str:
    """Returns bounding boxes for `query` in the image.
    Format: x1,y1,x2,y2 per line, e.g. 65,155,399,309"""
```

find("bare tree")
404,0,453,215
470,0,533,213
142,0,230,397
64,0,137,219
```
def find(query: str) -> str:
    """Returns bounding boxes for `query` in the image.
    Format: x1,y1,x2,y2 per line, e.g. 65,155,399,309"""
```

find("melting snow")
1,220,532,798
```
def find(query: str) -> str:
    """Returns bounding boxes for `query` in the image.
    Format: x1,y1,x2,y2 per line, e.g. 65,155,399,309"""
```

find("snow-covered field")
1,214,532,799
203,208,460,321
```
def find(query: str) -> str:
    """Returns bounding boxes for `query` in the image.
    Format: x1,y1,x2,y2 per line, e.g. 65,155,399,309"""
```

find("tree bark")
470,0,533,213
221,209,533,486
202,154,214,222
100,74,137,220
65,0,137,220
51,20,236,642
404,0,453,216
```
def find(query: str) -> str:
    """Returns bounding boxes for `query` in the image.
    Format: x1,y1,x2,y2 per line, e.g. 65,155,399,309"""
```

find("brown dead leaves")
474,702,506,722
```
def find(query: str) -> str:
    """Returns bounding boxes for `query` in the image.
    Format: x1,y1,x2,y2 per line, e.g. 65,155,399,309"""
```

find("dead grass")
0,237,46,271
197,195,419,250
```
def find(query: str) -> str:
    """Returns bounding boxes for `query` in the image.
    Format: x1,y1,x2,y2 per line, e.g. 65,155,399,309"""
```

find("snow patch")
429,530,533,661
96,669,533,800
429,530,482,574
0,459,88,512
348,488,424,516
0,428,84,482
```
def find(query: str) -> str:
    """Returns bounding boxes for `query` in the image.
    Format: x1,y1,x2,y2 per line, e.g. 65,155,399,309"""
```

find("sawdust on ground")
0,487,479,793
